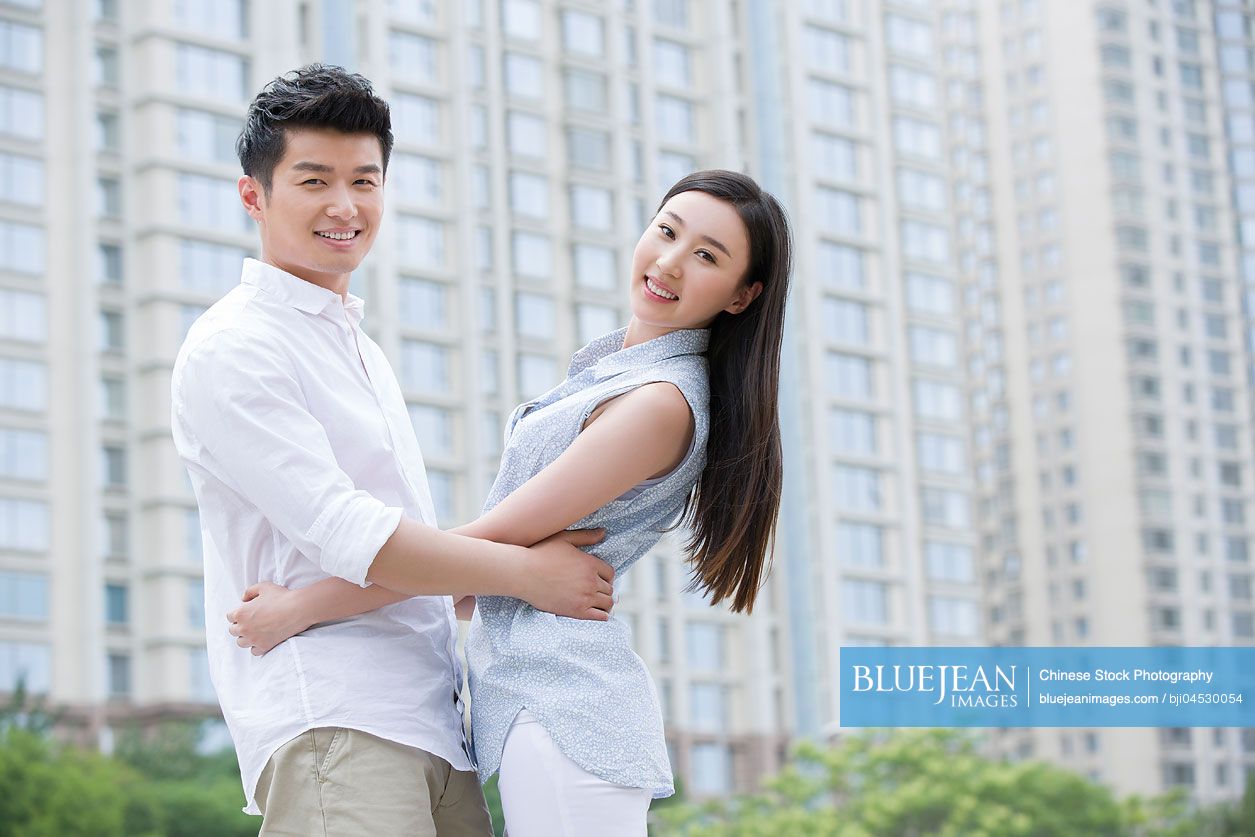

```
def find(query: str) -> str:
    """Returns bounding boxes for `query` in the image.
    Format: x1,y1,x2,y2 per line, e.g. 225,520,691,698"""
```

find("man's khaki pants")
255,727,492,836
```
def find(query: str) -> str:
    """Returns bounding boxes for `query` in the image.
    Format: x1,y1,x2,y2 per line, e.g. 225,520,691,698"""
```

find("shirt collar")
240,258,366,326
569,327,710,380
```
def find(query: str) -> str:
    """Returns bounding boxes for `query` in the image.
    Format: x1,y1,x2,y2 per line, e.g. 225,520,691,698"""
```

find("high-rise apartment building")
970,0,1255,803
1,0,1251,808
0,0,791,799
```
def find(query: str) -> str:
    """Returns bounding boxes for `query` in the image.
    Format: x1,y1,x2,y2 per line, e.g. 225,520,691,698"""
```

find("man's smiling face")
239,127,384,292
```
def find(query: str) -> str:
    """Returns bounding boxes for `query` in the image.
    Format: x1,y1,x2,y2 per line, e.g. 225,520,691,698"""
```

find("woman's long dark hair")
665,170,792,614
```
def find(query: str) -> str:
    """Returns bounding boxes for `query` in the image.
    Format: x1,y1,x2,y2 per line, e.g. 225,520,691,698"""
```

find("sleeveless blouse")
466,327,710,796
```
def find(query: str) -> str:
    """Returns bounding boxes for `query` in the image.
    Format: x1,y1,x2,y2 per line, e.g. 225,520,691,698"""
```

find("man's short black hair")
237,64,393,194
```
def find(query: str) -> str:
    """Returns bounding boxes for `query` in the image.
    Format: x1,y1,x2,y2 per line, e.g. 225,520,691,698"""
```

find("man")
171,65,614,835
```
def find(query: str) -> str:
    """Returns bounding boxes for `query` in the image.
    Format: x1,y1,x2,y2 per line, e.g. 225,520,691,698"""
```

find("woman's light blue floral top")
467,327,710,797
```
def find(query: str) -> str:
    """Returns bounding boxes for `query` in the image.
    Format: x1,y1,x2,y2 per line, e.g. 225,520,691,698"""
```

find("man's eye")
302,179,323,186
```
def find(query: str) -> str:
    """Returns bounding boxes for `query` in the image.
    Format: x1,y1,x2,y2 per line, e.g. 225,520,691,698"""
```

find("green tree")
0,726,162,836
652,730,1140,837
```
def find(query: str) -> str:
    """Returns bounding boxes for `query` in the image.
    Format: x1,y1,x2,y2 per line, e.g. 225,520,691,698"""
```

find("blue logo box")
840,647,1255,727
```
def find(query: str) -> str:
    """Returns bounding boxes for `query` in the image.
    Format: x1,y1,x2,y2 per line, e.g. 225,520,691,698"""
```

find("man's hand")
515,529,614,620
227,582,313,655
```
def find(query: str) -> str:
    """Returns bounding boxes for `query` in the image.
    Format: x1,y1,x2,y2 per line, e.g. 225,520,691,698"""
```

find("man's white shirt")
171,259,471,814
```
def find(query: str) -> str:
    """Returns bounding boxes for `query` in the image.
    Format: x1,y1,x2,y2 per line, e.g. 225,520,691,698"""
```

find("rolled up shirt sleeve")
174,328,401,585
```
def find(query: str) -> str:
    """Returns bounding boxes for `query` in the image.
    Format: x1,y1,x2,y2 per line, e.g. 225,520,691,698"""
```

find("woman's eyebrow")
662,210,732,258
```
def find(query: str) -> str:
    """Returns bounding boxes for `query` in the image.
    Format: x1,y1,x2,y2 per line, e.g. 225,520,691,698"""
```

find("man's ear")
239,175,265,222
724,281,763,315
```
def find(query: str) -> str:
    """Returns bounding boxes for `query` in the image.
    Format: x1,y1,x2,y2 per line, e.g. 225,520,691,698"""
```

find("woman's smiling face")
626,190,761,341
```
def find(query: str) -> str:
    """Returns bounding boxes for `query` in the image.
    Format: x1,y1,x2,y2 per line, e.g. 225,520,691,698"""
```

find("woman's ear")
724,281,763,315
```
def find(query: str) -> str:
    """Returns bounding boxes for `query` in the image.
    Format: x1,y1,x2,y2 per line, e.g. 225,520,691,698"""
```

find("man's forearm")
296,577,412,625
365,516,528,599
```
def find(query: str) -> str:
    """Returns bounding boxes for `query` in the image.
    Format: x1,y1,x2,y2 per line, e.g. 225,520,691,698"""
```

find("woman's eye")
697,250,715,263
658,224,675,238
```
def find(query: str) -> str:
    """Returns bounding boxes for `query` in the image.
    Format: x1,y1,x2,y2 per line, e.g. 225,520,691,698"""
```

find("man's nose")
325,185,357,219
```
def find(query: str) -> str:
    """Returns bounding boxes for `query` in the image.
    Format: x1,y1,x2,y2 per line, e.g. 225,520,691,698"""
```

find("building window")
393,93,442,146
921,487,970,529
0,86,43,140
512,231,552,279
0,571,47,620
400,341,451,395
690,743,732,795
815,187,861,236
807,79,854,128
0,220,44,274
172,0,248,39
573,243,616,290
103,512,128,560
187,579,205,630
833,465,882,512
568,127,611,171
843,579,889,624
503,53,543,98
507,111,547,158
175,43,248,104
655,95,694,142
829,408,876,455
389,31,439,83
837,522,883,567
825,352,873,400
99,311,124,352
0,641,50,692
565,69,609,113
101,445,126,489
928,596,979,636
178,174,250,234
562,9,605,55
569,184,613,231
396,215,446,268
105,583,128,625
688,682,727,732
0,152,43,206
685,623,725,670
515,292,555,340
107,653,131,699
508,171,548,218
517,353,556,399
408,404,453,458
177,108,243,165
398,277,448,331
184,509,201,562
653,38,692,84
0,21,42,74
0,289,46,342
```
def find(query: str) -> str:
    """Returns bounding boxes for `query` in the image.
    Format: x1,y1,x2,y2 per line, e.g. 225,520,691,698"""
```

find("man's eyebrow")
663,209,732,259
290,162,382,176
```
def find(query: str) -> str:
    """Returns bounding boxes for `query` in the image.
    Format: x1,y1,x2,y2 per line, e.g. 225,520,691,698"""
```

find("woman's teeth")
646,276,678,300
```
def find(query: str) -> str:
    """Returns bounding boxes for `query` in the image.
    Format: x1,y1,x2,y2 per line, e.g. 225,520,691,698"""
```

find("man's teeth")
646,276,678,300
316,231,357,240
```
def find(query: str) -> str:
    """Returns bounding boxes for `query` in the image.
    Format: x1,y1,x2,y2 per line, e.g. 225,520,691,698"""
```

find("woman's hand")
227,582,313,656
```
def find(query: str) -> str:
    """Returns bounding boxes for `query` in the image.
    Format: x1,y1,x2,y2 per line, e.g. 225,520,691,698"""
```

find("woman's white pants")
498,710,651,837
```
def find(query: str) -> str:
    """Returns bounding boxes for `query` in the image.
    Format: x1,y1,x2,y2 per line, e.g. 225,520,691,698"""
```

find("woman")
229,170,791,835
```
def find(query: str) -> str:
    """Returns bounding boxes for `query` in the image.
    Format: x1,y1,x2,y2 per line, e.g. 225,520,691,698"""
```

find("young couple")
172,64,791,836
